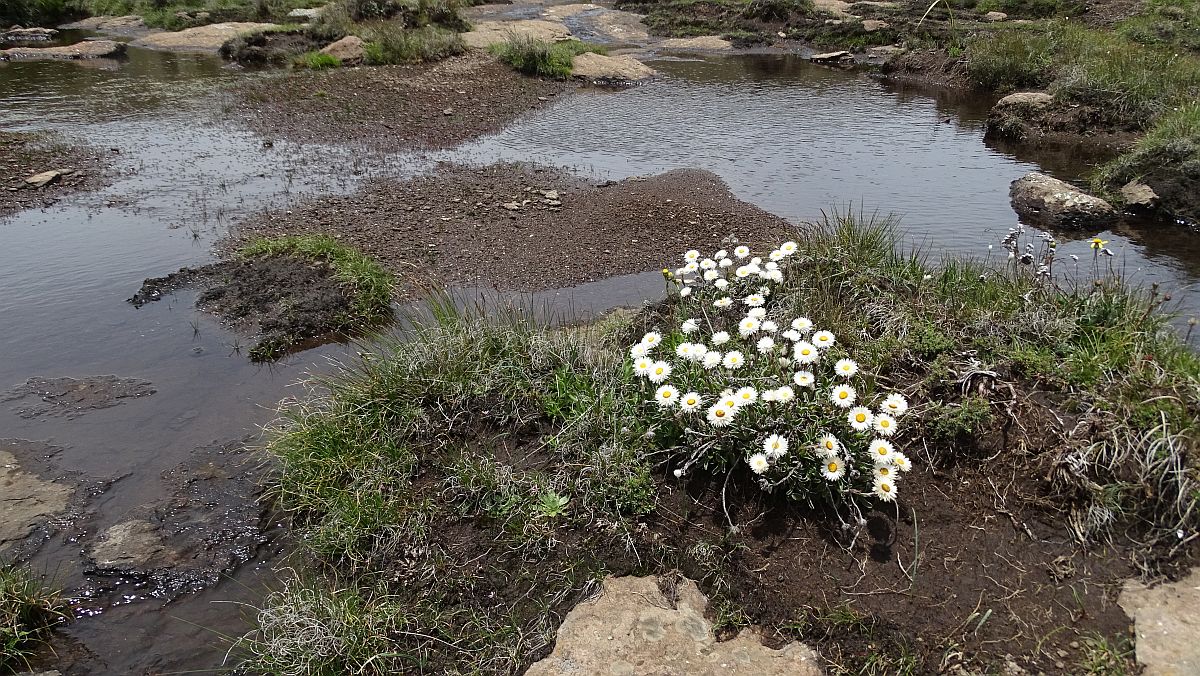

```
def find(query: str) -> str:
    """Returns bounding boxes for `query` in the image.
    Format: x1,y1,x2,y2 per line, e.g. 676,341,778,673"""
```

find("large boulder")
570,52,655,83
0,39,125,60
985,92,1054,140
132,22,279,53
59,15,147,32
319,35,364,65
1009,172,1116,228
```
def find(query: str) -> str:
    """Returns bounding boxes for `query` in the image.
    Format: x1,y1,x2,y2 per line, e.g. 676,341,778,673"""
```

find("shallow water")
1,46,1198,674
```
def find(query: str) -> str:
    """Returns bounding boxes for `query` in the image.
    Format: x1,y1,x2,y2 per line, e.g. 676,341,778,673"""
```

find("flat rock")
287,6,325,19
542,3,602,19
1,39,125,60
527,576,821,675
319,34,364,65
2,375,156,419
862,19,889,31
24,170,63,188
0,447,71,551
810,50,851,62
995,91,1053,109
60,15,146,31
571,52,655,82
1120,568,1200,675
132,22,280,52
90,519,178,570
1010,172,1116,228
867,44,906,58
660,35,733,51
461,19,571,49
1,27,59,41
985,10,1009,20
1121,180,1159,209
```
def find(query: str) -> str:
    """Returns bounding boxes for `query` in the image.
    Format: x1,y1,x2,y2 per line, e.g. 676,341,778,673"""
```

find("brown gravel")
0,131,108,218
229,53,578,151
234,163,793,292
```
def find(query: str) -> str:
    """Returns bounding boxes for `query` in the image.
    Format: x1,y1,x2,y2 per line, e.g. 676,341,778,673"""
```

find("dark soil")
0,131,108,219
219,28,330,65
130,255,361,361
985,100,1140,150
233,163,793,292
1,376,156,419
229,53,577,151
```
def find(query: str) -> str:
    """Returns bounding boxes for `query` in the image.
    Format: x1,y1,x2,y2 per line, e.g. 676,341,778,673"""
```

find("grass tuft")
361,24,465,64
293,50,341,69
1,563,67,673
490,36,607,78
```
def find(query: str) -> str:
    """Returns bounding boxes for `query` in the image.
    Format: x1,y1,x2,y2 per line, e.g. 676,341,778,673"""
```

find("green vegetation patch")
360,24,464,64
1094,102,1200,223
1119,0,1200,53
490,37,607,78
1,563,67,673
293,50,341,68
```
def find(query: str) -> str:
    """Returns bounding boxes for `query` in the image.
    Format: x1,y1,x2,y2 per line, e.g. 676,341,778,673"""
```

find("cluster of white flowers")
632,241,916,504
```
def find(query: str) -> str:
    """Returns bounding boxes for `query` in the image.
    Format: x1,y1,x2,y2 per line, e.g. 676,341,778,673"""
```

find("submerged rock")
571,52,655,83
0,39,125,60
527,576,821,675
320,35,364,65
1009,172,1116,228
660,35,734,52
0,444,72,552
2,375,156,419
132,22,279,52
1120,568,1200,675
90,520,178,571
1,27,59,42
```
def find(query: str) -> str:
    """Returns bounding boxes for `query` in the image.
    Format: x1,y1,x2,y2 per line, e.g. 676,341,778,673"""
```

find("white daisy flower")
780,241,798,255
791,317,813,334
892,452,912,472
700,258,717,270
634,357,653,377
793,371,815,388
679,286,692,298
761,389,777,403
703,269,720,281
750,256,762,266
735,265,754,279
702,351,722,369
830,384,856,408
630,342,650,358
835,359,859,378
675,267,689,277
654,384,679,407
684,249,701,262
714,297,733,309
722,351,745,370
821,456,846,481
743,294,765,307
711,331,730,345
748,452,770,475
758,285,771,297
642,332,662,347
873,477,898,502
773,385,795,403
675,342,694,359
648,360,672,384
767,269,784,283
760,320,778,333
873,413,897,437
756,337,776,354
869,438,895,463
816,434,840,457
873,464,898,482
781,329,801,342
735,386,758,406
679,391,703,413
769,249,785,261
718,258,733,269
689,343,708,360
881,393,909,417
683,261,699,273
764,262,779,273
812,330,836,349
734,245,750,259
848,406,873,431
717,389,740,409
714,249,727,260
714,278,730,289
738,317,760,337
747,307,767,319
706,403,735,427
793,341,819,364
681,318,699,335
763,434,789,459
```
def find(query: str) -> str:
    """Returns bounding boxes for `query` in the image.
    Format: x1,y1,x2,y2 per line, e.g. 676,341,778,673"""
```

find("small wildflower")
812,330,835,349
679,391,703,412
891,452,912,472
735,265,754,279
711,331,731,345
714,297,733,309
735,386,759,406
756,336,776,353
821,457,846,480
700,258,717,270
872,477,897,502
835,358,859,378
706,403,735,427
791,317,813,334
630,343,650,358
675,343,694,359
793,341,819,364
738,316,761,337
641,332,662,347
869,438,894,463
748,307,767,319
679,286,692,298
781,329,801,342
830,384,856,408
873,413,897,436
648,360,672,384
780,241,798,255
874,465,897,482
681,318,699,334
723,351,746,369
703,269,720,281
793,371,815,387
773,385,795,402
684,249,701,262
734,245,750,259
763,434,789,459
848,406,873,431
744,294,766,307
702,351,722,369
1090,237,1108,250
714,278,730,289
748,453,770,474
816,434,840,457
761,320,779,333
654,384,679,407
633,357,652,377
881,393,909,417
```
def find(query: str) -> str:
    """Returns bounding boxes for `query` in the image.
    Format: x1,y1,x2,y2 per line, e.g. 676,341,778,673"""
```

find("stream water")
1,41,1197,675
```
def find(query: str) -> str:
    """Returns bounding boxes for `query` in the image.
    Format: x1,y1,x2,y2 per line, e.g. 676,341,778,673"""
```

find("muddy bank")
0,131,108,218
2,376,156,420
229,53,577,151
233,163,792,292
130,254,373,361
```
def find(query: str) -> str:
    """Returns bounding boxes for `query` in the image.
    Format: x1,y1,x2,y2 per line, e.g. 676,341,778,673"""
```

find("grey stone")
995,91,1053,109
810,50,851,62
24,170,62,188
862,19,889,31
1,39,125,60
90,520,178,570
571,52,655,83
1,27,59,41
1009,172,1116,228
132,22,279,53
526,576,821,676
1121,180,1158,209
1120,568,1200,675
985,10,1009,20
0,448,71,551
319,35,364,65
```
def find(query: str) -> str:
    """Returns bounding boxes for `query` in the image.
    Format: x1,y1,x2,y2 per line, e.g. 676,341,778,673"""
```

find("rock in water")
995,91,1053,109
319,35,364,65
810,50,851,62
1120,180,1159,210
1009,172,1116,228
24,170,63,188
570,52,655,83
1,40,125,60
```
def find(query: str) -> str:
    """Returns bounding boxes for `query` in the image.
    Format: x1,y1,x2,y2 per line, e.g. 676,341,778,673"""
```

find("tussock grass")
490,37,607,78
240,214,1198,673
293,50,340,68
360,23,465,64
1,563,67,673
1119,0,1200,53
1094,102,1200,221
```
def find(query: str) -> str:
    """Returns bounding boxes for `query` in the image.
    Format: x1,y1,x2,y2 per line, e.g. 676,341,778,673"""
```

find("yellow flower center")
880,482,892,493
686,398,697,406
838,392,848,399
715,410,726,418
663,391,674,399
881,420,890,428
855,413,866,423
825,441,834,449
877,448,887,456
828,462,838,472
